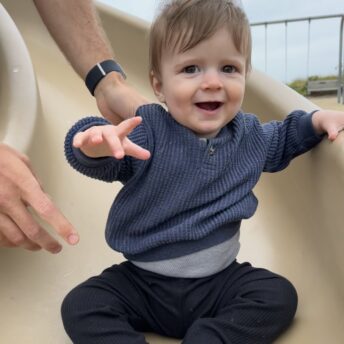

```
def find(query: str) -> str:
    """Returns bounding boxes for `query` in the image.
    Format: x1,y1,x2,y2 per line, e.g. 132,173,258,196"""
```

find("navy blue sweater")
65,104,322,261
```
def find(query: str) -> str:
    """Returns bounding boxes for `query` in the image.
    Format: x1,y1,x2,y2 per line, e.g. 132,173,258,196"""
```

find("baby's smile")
195,101,223,111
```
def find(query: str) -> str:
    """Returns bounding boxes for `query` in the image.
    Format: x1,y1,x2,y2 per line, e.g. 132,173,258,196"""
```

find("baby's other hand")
73,117,151,160
312,110,344,141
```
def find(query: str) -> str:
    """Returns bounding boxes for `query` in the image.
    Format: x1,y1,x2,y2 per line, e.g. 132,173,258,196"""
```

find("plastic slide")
1,1,343,343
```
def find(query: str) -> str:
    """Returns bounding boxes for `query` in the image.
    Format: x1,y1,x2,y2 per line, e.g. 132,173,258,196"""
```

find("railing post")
264,23,268,73
306,19,311,82
338,15,344,104
285,21,288,83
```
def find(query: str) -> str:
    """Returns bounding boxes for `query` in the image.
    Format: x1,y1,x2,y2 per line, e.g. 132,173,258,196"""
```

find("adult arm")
0,144,79,252
0,0,149,252
33,0,148,123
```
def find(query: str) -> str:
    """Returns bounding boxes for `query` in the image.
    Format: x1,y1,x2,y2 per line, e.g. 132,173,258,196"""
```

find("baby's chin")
192,126,222,139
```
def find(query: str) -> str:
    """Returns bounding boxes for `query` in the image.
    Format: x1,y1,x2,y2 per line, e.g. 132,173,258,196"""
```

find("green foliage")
288,79,307,96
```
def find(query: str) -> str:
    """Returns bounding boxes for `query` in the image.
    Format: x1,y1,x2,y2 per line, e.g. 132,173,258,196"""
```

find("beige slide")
1,1,343,343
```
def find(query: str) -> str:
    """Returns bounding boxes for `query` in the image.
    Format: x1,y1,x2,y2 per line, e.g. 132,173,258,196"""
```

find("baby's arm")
65,116,150,182
311,110,344,141
73,116,151,160
262,110,323,172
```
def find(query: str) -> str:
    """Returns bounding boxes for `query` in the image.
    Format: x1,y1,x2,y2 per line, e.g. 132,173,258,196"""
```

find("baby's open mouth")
195,101,223,111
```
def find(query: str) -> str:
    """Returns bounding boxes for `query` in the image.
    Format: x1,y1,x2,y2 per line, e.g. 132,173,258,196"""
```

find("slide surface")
1,1,343,343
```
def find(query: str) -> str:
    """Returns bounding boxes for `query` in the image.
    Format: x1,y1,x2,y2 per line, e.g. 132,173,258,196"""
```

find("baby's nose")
201,70,223,90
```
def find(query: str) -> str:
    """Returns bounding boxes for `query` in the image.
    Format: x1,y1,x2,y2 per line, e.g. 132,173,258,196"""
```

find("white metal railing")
251,14,344,104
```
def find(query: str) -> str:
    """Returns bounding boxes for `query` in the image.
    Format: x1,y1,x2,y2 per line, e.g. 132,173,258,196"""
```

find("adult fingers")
0,145,40,186
20,153,47,192
0,231,13,248
0,231,17,248
0,213,41,251
13,168,79,249
0,144,78,251
21,185,79,248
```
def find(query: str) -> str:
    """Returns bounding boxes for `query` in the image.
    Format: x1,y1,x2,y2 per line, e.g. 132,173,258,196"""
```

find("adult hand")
0,143,79,253
94,72,149,125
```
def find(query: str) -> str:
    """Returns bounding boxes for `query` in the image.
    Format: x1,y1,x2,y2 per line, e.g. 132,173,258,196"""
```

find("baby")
62,1,344,343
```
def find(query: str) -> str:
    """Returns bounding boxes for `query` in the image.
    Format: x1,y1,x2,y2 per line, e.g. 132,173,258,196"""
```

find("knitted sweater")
65,103,322,262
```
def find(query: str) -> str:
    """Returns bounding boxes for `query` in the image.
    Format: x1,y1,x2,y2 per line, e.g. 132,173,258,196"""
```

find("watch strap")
85,59,127,96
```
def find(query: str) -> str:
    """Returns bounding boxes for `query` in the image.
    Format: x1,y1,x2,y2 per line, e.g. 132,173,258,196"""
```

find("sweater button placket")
208,146,215,156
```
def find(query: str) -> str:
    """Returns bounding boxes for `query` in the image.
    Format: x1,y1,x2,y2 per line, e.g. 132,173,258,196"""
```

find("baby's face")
152,27,246,138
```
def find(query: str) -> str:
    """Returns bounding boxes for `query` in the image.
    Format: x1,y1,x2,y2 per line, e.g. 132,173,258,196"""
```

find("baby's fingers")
73,128,103,148
102,130,125,159
116,117,143,138
326,124,342,142
123,138,151,160
73,132,86,148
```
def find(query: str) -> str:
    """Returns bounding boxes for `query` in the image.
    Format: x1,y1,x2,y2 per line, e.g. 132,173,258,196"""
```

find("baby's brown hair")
149,0,252,81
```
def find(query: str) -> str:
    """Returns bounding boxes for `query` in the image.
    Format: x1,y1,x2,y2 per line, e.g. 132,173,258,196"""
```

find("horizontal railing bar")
251,14,344,27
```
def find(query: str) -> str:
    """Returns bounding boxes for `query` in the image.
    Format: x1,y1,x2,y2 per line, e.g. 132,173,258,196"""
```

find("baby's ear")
150,71,165,103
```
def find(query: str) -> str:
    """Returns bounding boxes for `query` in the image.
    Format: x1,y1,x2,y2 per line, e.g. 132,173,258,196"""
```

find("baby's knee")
61,289,78,331
60,285,90,334
271,275,298,325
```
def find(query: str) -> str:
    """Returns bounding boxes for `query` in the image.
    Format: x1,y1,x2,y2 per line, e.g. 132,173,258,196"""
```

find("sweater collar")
138,103,245,148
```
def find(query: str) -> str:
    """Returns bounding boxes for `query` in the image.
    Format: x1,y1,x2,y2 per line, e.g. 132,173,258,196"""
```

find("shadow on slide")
0,1,343,343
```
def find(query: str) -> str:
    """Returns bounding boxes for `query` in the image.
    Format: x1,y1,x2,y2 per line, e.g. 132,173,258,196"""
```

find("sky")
99,0,344,83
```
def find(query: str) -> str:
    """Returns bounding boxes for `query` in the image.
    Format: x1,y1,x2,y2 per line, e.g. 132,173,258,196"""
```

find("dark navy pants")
61,261,297,344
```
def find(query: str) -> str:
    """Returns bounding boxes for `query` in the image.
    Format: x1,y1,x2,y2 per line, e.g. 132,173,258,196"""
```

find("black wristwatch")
85,59,127,96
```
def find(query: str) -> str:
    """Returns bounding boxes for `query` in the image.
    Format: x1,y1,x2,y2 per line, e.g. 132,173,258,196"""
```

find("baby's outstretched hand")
73,116,151,160
312,110,344,141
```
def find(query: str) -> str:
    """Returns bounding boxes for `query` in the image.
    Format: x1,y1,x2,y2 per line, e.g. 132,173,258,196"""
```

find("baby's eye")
222,65,237,73
183,65,200,74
